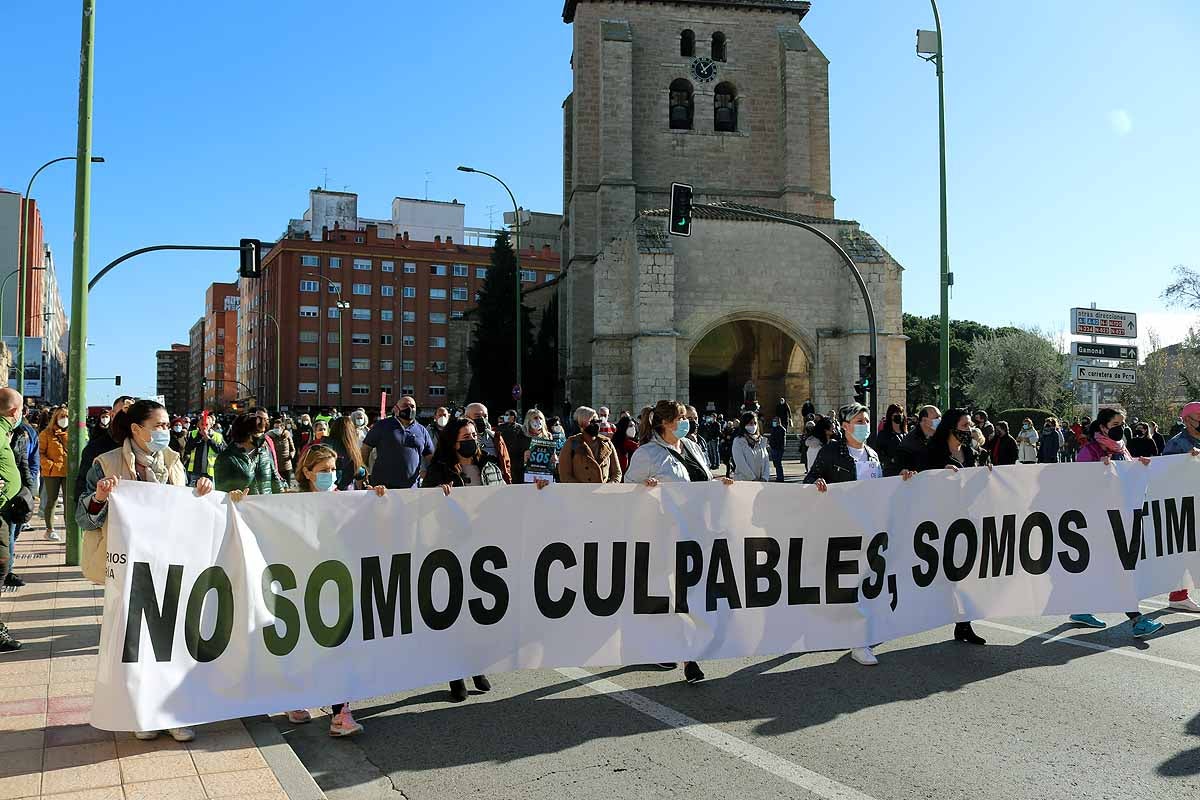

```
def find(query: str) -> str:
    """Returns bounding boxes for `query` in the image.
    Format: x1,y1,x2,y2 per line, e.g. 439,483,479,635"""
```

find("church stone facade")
559,0,905,416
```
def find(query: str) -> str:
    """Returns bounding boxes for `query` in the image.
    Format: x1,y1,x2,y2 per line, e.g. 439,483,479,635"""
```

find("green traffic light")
677,218,686,228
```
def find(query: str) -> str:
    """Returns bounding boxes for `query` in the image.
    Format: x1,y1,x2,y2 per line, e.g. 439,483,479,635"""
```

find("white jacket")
624,434,710,484
732,435,771,481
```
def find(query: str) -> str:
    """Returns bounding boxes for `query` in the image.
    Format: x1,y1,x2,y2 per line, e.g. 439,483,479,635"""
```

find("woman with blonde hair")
519,408,558,483
38,406,70,541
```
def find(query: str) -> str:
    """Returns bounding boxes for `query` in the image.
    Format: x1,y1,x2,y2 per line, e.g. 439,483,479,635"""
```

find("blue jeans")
2,522,19,582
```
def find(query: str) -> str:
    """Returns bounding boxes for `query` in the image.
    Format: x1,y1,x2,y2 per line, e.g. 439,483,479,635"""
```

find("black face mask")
1106,426,1123,440
473,416,490,432
954,429,972,443
891,415,903,426
396,407,413,421
687,419,697,436
457,440,479,459
585,422,601,438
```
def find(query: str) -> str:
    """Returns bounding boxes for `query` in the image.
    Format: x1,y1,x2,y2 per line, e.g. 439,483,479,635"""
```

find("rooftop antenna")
486,204,497,229
424,171,432,200
323,167,328,189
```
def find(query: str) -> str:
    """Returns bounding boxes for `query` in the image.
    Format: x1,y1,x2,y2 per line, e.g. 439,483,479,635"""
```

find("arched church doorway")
688,319,811,417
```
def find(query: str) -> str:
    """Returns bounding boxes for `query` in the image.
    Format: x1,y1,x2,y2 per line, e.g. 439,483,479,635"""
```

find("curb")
243,714,327,800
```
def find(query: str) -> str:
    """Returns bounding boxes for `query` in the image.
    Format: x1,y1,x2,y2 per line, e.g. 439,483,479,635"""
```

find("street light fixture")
917,1,951,411
457,165,523,411
17,155,104,394
304,273,349,411
258,311,281,411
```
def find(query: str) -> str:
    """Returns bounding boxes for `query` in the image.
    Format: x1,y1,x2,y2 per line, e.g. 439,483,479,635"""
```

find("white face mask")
57,417,68,429
100,416,110,426
530,419,543,431
745,424,758,435
172,425,182,433
626,426,636,437
436,415,449,427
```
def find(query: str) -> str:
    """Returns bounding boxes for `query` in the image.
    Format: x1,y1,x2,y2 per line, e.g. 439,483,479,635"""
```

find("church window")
681,29,695,57
712,31,727,62
714,82,738,132
669,79,694,131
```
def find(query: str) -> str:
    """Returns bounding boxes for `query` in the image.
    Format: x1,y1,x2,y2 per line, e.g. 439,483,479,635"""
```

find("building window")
380,385,392,396
451,310,464,319
381,309,394,321
681,29,695,57
402,384,415,395
328,332,340,343
352,308,371,320
382,260,395,272
714,82,738,132
328,383,340,394
712,31,727,62
354,235,365,244
453,264,469,277
300,255,319,267
380,334,394,345
352,333,371,345
669,78,695,130
300,279,319,292
328,307,340,319
298,382,317,394
522,269,539,282
545,272,557,283
354,258,372,270
299,306,319,318
327,357,340,369
298,356,318,369
380,359,394,371
329,257,342,268
401,311,415,323
352,384,370,395
430,361,447,372
475,267,488,279
403,262,417,274
430,264,447,276
352,358,370,370
403,286,416,298
402,359,415,371
299,330,319,343
429,312,447,324
430,336,446,349
328,282,341,293
451,287,468,301
429,386,447,397
430,288,447,300
352,283,371,295
403,335,416,347
381,285,395,297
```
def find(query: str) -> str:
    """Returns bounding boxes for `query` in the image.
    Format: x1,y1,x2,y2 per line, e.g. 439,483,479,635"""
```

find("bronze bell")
670,103,692,129
714,105,736,132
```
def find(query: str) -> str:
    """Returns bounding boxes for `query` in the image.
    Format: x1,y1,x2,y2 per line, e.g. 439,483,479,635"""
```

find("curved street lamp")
304,273,349,410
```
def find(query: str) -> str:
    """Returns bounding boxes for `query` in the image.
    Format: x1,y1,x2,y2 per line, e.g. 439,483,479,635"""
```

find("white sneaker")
850,646,879,666
1169,596,1200,612
133,730,159,740
46,529,61,542
167,727,195,742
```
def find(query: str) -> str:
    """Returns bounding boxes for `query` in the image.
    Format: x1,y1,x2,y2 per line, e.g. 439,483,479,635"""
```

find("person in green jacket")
213,413,281,495
0,388,28,652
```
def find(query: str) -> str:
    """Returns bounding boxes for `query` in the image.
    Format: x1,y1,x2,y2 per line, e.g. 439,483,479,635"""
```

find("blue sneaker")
1131,616,1164,638
1070,614,1107,629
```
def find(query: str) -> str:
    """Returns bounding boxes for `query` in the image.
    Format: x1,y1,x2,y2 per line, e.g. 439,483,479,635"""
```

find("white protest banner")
91,457,1200,732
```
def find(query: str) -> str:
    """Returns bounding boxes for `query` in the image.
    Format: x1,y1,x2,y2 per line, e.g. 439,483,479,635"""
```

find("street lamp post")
17,155,104,395
918,1,951,411
260,312,281,410
304,273,348,411
457,165,523,412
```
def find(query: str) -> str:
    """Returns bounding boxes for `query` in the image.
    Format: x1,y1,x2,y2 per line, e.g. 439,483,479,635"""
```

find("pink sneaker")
328,704,363,737
286,709,311,724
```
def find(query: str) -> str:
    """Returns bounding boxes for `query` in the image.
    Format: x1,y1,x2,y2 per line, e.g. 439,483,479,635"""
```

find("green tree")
524,292,559,412
466,232,533,413
903,314,1015,410
1118,330,1176,426
967,327,1067,411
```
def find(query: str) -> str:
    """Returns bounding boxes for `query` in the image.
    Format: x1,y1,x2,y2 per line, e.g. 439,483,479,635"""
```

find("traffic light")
853,379,867,404
855,354,874,404
239,238,262,279
114,375,121,387
669,183,693,237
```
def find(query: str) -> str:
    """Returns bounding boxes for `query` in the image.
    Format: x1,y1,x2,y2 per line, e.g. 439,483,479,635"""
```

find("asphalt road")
268,457,1200,799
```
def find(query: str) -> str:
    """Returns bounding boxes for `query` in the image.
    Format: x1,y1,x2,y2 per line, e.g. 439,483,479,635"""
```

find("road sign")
1070,308,1137,339
1071,342,1138,361
1074,364,1136,385
512,384,522,400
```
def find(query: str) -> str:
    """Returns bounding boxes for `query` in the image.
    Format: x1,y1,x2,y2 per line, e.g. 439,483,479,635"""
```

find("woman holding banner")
625,400,735,684
1068,408,1165,638
76,399,213,743
805,402,915,665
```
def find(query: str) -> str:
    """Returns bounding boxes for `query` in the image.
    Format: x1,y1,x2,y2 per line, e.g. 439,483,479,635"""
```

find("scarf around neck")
130,440,169,483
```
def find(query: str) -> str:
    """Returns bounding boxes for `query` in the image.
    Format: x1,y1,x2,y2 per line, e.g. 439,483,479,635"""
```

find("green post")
932,0,951,411
65,0,96,567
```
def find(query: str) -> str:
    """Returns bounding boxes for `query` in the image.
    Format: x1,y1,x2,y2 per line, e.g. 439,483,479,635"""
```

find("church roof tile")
563,0,811,24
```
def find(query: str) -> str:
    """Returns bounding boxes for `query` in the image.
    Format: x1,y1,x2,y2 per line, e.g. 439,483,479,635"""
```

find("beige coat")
557,434,622,484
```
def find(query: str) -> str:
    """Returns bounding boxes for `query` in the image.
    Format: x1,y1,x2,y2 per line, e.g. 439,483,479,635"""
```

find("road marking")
556,667,880,800
976,620,1200,674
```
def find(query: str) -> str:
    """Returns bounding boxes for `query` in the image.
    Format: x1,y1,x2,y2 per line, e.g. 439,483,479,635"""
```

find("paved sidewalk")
0,502,319,799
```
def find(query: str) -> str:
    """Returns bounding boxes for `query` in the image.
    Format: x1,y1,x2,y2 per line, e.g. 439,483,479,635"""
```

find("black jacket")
921,440,983,471
990,435,1019,466
895,427,931,473
74,427,118,505
803,440,881,485
1128,436,1159,458
768,424,786,453
868,427,906,477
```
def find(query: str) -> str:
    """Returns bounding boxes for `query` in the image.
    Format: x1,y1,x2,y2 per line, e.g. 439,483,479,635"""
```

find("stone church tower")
559,0,906,416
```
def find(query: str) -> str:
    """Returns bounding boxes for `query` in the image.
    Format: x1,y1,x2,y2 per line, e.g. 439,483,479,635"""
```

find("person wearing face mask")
251,409,281,476
625,400,734,683
363,396,435,490
348,408,369,444
611,413,640,474
213,414,282,495
0,390,26,651
868,403,907,478
38,407,71,542
1037,417,1063,464
896,405,941,473
596,406,616,438
559,406,623,484
989,420,1019,466
768,415,787,482
183,413,226,487
427,406,451,442
463,402,513,483
547,416,567,454
1015,417,1038,464
2,399,40,588
518,409,558,484
1068,407,1171,634
732,412,771,482
73,396,135,519
295,414,314,450
169,418,188,454
268,416,296,488
76,398,213,741
1127,422,1159,458
806,402,915,664
719,419,738,478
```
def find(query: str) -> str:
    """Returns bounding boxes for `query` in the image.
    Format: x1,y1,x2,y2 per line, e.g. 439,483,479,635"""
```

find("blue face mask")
930,418,940,431
851,423,870,443
314,471,337,492
147,430,171,453
674,419,691,439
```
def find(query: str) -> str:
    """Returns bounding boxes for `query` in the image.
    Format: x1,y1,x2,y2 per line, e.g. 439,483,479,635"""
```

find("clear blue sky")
3,1,1198,406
